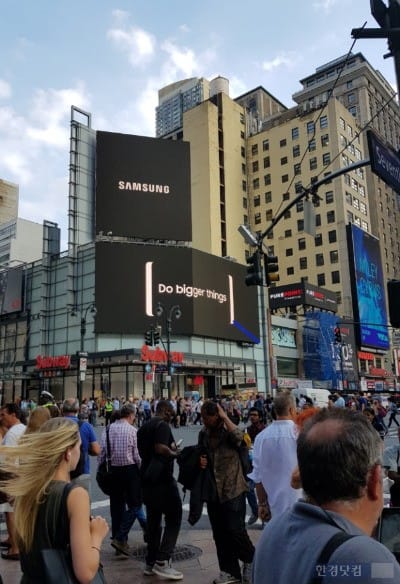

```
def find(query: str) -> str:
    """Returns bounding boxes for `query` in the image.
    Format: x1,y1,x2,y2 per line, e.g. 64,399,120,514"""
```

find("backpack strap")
309,531,356,584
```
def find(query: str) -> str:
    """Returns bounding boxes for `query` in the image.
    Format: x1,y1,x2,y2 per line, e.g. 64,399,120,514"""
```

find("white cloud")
161,40,199,77
107,24,156,67
312,0,338,11
0,80,11,100
262,53,299,73
179,24,190,33
26,84,90,147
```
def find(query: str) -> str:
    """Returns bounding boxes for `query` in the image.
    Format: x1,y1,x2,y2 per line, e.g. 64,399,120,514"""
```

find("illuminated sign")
347,224,389,350
96,131,191,241
35,355,71,370
269,282,337,312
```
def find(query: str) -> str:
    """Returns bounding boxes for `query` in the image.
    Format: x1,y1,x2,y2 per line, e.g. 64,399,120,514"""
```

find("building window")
295,181,303,194
252,144,258,155
316,214,321,227
242,163,246,174
347,210,353,223
294,163,301,175
255,212,261,224
308,138,316,151
293,145,300,157
265,191,272,203
320,115,328,129
298,238,306,250
309,157,317,170
264,174,271,186
243,197,247,209
296,201,304,212
254,195,260,207
264,156,270,168
300,257,308,269
325,191,334,204
316,253,324,266
322,152,331,166
327,210,335,223
297,219,304,232
315,233,323,246
339,117,345,130
331,270,340,284
287,267,295,276
253,178,260,189
284,210,291,219
263,139,269,151
321,134,329,147
252,161,259,172
317,273,326,286
292,127,299,140
281,156,288,165
286,248,293,257
242,180,247,192
241,147,246,158
283,192,290,201
328,230,337,243
266,209,273,221
330,250,339,263
282,174,289,183
348,92,356,104
285,229,292,237
306,121,315,134
280,138,287,147
348,106,357,117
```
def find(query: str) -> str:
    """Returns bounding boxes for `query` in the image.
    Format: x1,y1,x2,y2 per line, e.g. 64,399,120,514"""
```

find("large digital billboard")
347,224,389,350
95,242,259,343
0,267,24,315
96,131,192,241
269,281,337,312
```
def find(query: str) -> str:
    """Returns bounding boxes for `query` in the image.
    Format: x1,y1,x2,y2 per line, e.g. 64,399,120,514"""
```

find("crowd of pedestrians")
0,388,400,583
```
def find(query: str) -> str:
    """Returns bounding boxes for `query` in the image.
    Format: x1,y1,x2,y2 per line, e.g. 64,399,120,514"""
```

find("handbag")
96,426,113,495
42,548,105,584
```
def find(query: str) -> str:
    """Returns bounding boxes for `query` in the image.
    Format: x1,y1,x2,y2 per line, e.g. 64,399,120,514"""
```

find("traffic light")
153,327,161,345
245,251,262,286
388,280,400,328
334,326,342,343
264,254,279,287
145,329,153,345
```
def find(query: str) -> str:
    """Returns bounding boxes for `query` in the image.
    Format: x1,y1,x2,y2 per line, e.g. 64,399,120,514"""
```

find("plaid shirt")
98,420,141,467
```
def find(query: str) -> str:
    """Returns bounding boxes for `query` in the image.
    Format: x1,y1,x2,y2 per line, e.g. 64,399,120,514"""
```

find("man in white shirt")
249,393,300,521
0,403,26,560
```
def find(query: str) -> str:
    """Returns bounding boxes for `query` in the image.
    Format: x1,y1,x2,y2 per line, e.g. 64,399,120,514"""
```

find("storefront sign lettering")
35,355,71,370
140,345,184,364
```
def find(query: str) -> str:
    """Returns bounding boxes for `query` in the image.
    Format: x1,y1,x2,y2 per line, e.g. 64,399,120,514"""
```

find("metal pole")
167,316,172,400
258,265,271,396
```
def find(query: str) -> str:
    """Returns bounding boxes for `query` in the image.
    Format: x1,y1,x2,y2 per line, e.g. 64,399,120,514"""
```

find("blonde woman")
0,417,109,583
24,406,50,434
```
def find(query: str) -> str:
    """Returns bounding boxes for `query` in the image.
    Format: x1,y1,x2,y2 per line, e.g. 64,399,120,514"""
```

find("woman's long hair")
0,417,80,551
24,406,50,434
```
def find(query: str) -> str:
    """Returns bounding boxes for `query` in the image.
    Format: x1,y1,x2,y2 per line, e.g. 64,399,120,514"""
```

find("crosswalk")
385,425,400,439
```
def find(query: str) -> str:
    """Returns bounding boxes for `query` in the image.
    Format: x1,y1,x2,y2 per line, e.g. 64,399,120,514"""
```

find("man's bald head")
298,408,382,505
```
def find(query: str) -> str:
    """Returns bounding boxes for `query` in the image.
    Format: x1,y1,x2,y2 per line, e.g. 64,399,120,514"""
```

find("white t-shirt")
249,419,301,518
3,423,26,446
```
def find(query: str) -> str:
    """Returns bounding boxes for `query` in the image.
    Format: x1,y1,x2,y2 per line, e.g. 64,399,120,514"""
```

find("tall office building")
0,179,18,225
292,53,400,283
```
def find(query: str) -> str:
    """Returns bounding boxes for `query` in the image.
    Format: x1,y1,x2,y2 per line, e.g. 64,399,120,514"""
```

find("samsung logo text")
118,181,170,194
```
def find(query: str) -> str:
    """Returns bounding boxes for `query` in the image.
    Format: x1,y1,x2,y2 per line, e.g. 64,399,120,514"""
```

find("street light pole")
72,304,96,402
156,303,181,400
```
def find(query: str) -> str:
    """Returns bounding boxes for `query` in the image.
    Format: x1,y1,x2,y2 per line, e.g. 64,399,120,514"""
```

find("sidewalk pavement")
0,527,263,584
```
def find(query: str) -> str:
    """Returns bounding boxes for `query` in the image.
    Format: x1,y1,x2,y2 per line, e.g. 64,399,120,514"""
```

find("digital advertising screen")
0,267,24,315
347,224,389,350
95,131,192,241
95,242,259,343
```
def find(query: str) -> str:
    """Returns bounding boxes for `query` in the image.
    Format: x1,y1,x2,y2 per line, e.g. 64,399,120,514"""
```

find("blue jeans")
117,504,147,542
109,464,142,540
246,479,258,516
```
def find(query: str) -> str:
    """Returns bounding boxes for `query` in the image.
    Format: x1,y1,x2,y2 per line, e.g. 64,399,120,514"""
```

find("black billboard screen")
0,267,24,314
95,242,259,343
96,131,192,241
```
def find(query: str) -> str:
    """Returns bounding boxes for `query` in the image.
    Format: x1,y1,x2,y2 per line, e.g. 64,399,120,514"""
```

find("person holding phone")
198,400,254,584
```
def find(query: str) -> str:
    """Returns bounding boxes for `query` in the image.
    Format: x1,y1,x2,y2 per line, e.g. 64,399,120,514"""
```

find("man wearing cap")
62,397,100,493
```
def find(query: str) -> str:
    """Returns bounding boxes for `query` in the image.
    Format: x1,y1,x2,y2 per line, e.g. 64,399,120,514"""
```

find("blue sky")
0,0,397,248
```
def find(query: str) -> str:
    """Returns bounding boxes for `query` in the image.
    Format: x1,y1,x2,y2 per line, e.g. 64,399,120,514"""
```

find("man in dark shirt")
137,400,183,580
246,407,266,525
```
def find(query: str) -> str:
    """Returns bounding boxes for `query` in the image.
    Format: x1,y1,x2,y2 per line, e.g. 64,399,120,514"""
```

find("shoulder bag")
96,425,113,496
41,484,106,584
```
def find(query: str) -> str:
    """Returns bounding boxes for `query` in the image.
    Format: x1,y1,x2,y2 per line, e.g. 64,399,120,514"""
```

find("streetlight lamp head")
90,305,97,315
174,307,182,320
238,224,258,247
156,303,164,317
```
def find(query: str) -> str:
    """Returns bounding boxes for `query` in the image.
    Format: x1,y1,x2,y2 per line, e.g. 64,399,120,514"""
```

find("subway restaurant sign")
367,129,400,192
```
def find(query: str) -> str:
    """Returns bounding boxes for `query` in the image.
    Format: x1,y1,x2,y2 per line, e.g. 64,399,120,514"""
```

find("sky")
0,0,398,249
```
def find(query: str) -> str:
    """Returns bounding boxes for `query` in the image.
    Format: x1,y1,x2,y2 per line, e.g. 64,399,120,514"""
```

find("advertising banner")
95,242,259,343
347,224,389,350
96,131,192,241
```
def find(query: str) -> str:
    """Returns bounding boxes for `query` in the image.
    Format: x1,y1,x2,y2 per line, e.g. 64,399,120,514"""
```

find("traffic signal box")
145,329,153,345
245,251,263,286
388,280,400,328
334,326,342,343
264,254,279,287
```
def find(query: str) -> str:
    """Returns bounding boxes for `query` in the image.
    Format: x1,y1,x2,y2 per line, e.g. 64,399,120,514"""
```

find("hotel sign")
367,129,400,192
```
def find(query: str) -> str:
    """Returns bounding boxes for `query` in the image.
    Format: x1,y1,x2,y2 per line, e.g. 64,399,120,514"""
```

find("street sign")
367,129,400,192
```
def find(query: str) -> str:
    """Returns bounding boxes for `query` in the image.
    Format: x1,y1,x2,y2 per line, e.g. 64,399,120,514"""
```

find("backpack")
70,420,85,479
